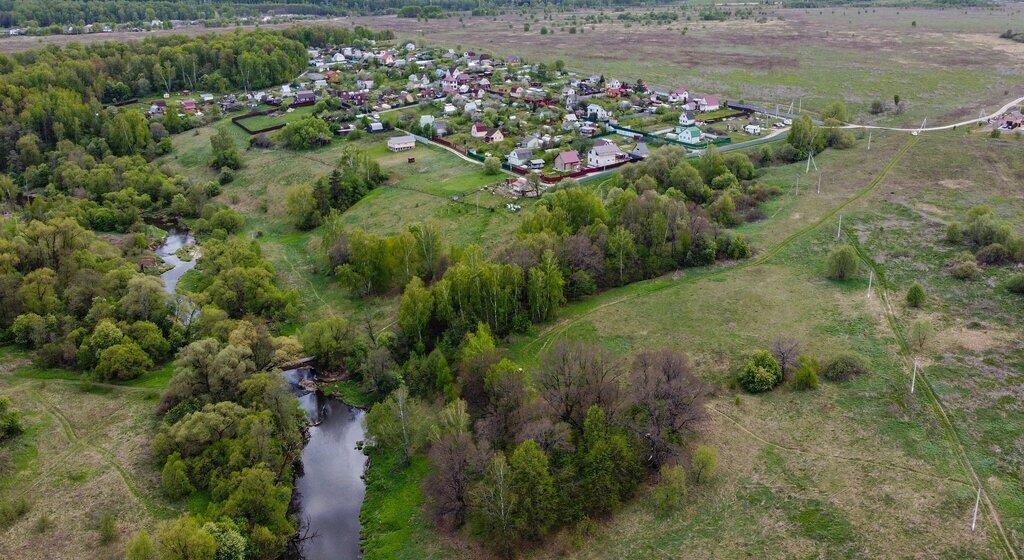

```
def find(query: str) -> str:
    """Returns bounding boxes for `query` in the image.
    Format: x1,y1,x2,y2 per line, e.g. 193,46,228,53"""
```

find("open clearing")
0,348,173,560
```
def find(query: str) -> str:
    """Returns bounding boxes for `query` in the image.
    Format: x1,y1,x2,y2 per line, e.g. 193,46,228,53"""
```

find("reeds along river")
283,366,368,560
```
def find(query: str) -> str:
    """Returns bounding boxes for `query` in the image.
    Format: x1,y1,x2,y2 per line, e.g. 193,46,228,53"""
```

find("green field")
235,104,316,131
163,123,524,322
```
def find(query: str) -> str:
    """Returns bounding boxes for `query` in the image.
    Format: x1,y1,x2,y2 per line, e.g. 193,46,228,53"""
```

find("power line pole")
972,487,982,531
867,130,872,150
866,269,874,298
817,172,822,194
911,358,918,393
837,214,842,239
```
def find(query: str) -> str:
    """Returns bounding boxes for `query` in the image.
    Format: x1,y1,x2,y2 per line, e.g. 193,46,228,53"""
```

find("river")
283,367,368,560
156,227,197,295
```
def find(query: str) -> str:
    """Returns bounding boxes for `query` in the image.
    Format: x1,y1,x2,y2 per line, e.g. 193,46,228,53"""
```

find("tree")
120,275,170,324
692,445,718,484
793,355,820,390
286,184,320,230
786,115,821,160
526,250,565,323
155,516,217,560
606,226,636,286
365,385,432,464
95,341,153,381
126,529,156,560
483,156,501,175
576,405,642,516
908,319,932,351
770,338,801,380
425,431,482,530
399,277,434,344
105,110,152,156
628,348,705,468
738,350,782,393
653,464,688,513
202,522,246,560
300,317,364,373
906,282,926,308
161,453,193,499
277,117,332,149
826,245,859,280
508,439,556,541
537,340,624,431
471,453,515,557
16,267,60,315
0,397,24,442
210,127,241,170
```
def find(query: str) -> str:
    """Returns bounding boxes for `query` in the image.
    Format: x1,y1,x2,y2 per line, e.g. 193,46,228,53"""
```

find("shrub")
905,282,926,308
738,350,782,393
0,496,30,529
949,252,981,280
483,156,501,175
94,342,153,381
822,352,870,382
1007,273,1024,294
908,319,932,351
218,167,235,185
945,222,963,244
792,356,820,390
98,511,117,545
976,243,1010,265
692,445,718,484
826,245,858,280
652,464,688,512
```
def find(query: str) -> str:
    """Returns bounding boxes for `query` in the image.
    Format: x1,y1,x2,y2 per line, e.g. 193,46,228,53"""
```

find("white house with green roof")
678,126,702,144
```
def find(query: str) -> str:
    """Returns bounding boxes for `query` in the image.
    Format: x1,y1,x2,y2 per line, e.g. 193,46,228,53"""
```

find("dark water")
157,228,197,294
283,367,368,560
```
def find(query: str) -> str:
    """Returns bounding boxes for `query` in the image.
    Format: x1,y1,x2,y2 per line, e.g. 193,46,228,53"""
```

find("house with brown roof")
554,150,581,172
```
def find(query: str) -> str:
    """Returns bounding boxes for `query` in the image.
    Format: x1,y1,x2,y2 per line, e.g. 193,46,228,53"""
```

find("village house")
587,104,609,121
484,128,504,144
669,87,689,104
630,142,650,159
679,111,696,126
507,148,534,167
180,100,197,113
678,126,702,143
587,140,623,167
744,123,762,135
554,150,582,172
357,78,375,91
387,135,417,152
698,95,720,112
563,114,579,130
522,135,543,150
471,122,489,138
294,90,316,106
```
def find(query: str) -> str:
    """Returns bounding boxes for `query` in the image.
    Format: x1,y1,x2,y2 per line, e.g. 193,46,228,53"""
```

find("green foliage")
652,464,688,512
0,396,24,442
161,453,193,500
0,496,30,529
826,245,859,280
738,350,783,393
154,515,217,560
286,184,320,230
209,128,241,170
126,529,156,560
508,439,557,540
950,251,981,280
94,342,153,381
905,282,926,308
1006,273,1024,294
277,116,332,149
300,317,366,373
366,385,435,463
793,356,820,390
483,156,501,175
97,511,117,545
692,445,718,484
822,352,870,382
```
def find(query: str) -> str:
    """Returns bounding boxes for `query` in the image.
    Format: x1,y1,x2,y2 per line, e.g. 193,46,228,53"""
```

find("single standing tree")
692,445,718,484
826,245,859,280
508,439,556,541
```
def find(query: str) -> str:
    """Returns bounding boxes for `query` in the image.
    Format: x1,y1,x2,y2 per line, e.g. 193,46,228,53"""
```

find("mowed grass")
0,372,177,560
162,122,525,321
356,6,1024,125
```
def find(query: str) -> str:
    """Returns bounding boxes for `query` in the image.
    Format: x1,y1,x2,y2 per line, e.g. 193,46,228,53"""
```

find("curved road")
841,96,1024,133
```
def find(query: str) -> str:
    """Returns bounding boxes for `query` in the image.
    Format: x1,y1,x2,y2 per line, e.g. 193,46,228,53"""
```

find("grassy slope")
162,121,525,325
0,347,177,560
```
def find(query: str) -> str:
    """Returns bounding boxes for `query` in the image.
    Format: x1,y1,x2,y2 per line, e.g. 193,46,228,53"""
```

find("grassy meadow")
0,348,176,560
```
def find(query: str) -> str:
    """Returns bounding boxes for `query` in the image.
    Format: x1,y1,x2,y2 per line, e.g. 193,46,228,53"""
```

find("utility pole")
837,214,842,239
867,130,872,150
911,358,918,393
817,172,822,194
795,172,800,196
866,269,874,298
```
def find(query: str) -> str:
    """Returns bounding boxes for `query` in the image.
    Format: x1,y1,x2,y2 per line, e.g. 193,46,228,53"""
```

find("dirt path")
849,242,1020,560
843,96,1024,133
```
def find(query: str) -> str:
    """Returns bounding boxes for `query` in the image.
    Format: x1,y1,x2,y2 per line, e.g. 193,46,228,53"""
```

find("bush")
792,356,820,390
949,252,981,280
98,511,117,545
822,352,870,382
652,464,688,512
0,496,30,529
738,350,782,393
905,282,926,308
218,167,235,185
826,245,858,280
976,243,1010,265
483,156,501,175
94,342,153,381
1007,273,1024,294
692,445,718,484
945,222,963,244
908,319,932,351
